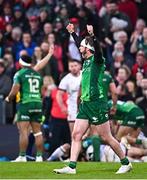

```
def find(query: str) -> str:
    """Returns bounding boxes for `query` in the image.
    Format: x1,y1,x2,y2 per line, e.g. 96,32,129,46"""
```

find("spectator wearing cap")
132,50,147,78
12,4,29,31
14,32,36,61
28,15,43,44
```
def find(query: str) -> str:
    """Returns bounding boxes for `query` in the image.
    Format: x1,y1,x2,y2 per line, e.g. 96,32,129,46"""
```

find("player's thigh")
68,121,75,134
17,121,30,134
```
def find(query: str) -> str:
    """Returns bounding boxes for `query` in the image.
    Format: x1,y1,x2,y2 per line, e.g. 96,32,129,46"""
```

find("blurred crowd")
0,0,147,161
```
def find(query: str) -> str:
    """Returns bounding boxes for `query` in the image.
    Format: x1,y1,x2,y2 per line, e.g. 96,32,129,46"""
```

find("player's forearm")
111,92,118,107
33,53,52,72
71,32,81,48
92,35,103,57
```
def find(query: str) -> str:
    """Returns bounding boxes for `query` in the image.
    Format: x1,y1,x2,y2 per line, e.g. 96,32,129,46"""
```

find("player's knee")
72,130,83,141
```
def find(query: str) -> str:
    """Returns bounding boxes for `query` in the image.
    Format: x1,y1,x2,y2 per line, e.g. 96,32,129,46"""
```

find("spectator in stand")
3,52,15,78
32,46,42,65
43,22,53,41
132,50,147,78
56,4,69,27
11,27,22,53
15,32,36,61
28,15,43,44
130,19,146,45
53,17,69,71
135,72,144,99
115,65,132,101
126,80,136,102
137,78,147,135
4,23,13,48
111,41,134,74
26,0,52,18
0,59,11,98
68,18,81,61
2,3,13,24
39,41,59,84
12,4,29,31
39,8,51,30
47,33,64,73
131,27,147,58
100,0,132,64
118,0,138,27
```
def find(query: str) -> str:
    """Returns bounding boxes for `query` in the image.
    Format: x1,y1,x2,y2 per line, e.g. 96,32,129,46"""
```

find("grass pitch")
0,162,147,179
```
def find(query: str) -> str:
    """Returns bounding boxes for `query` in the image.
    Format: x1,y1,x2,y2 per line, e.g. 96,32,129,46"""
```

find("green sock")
36,151,43,156
69,161,77,169
135,139,142,145
19,152,26,156
91,135,101,161
121,157,129,165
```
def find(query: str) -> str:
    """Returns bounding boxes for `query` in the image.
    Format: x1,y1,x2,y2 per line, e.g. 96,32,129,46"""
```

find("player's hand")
66,23,74,34
110,106,117,115
49,44,54,56
87,25,94,36
5,96,10,103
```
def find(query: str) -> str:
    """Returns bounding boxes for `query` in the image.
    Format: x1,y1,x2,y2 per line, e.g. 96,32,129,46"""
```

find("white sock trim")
34,131,42,137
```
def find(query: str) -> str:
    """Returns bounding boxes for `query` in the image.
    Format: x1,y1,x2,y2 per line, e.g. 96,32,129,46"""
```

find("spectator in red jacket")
132,50,147,77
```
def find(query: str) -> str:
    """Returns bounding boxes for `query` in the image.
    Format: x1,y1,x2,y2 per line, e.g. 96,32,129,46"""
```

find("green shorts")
77,100,108,125
17,102,42,122
120,108,145,128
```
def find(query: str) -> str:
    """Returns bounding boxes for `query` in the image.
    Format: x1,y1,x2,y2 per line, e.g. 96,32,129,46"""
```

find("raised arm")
33,44,54,72
66,23,82,48
87,25,103,62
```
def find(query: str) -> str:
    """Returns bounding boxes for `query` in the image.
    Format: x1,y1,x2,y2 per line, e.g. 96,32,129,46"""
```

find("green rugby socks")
121,157,129,165
69,161,77,169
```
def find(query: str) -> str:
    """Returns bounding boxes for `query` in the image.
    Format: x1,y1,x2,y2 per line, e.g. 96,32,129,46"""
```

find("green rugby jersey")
81,55,106,101
102,72,114,101
108,100,139,120
13,68,43,104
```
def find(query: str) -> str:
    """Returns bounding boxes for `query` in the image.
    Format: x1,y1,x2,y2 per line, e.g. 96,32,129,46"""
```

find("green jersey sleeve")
13,71,21,85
